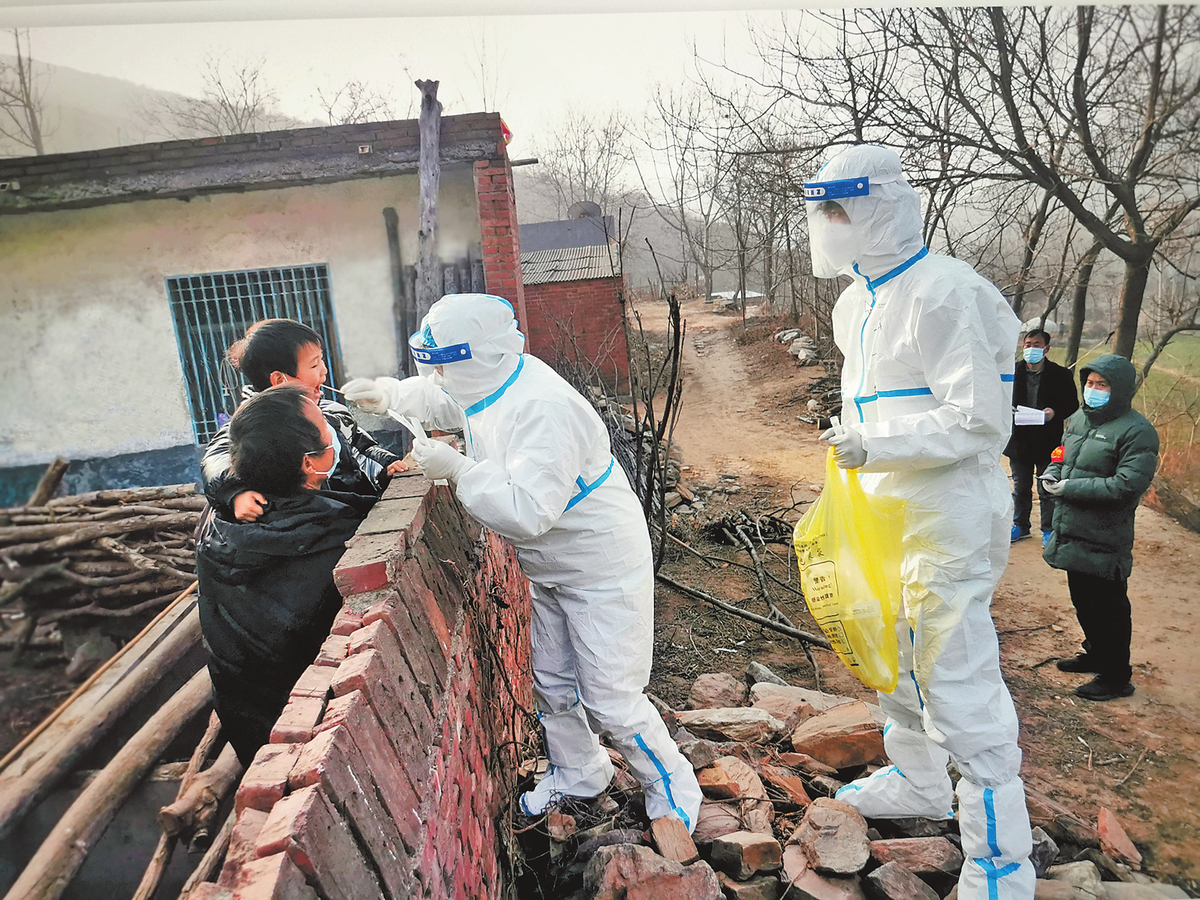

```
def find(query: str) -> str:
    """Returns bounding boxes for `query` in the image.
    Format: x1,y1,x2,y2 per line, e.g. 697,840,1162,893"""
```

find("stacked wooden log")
0,484,203,635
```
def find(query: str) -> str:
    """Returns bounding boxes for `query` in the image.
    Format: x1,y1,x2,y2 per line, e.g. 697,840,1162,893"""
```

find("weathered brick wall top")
203,467,533,900
0,112,509,214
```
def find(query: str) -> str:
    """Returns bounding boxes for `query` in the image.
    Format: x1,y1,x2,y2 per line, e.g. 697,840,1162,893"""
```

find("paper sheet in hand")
1014,405,1046,426
386,411,427,442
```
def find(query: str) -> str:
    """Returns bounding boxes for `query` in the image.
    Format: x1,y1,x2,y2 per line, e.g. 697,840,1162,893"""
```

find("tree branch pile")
0,485,203,637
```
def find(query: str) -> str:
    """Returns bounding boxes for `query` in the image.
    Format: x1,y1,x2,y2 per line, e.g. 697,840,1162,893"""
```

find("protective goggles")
803,176,871,202
408,325,472,365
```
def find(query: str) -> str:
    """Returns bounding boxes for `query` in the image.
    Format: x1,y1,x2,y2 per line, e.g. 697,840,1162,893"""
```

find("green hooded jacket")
1042,354,1159,579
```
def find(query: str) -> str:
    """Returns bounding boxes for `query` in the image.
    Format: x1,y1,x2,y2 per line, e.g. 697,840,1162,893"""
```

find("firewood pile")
793,373,843,427
0,484,203,642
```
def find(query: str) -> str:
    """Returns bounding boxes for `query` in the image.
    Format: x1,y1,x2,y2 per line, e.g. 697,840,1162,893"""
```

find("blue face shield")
409,324,473,366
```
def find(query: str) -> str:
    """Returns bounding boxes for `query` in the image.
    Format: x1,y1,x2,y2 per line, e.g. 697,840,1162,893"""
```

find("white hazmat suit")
343,293,702,831
807,146,1034,900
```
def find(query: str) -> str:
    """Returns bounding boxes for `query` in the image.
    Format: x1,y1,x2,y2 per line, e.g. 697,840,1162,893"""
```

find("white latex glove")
1042,477,1068,497
341,377,389,415
819,425,867,469
412,437,476,483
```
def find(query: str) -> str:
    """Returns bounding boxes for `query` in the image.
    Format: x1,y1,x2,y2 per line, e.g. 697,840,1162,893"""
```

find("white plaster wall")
0,170,481,467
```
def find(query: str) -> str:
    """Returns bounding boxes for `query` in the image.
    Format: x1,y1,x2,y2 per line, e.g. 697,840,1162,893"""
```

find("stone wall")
194,468,533,899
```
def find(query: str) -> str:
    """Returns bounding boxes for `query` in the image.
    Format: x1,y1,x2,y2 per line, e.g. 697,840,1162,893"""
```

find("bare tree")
140,55,292,139
314,79,397,126
460,22,508,113
531,107,631,218
0,28,49,155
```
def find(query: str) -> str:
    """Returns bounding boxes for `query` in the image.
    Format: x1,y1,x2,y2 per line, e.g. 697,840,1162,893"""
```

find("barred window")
166,264,343,445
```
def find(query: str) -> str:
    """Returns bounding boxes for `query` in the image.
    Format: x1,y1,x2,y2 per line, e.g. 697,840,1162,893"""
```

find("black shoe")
1074,677,1135,701
1056,653,1101,674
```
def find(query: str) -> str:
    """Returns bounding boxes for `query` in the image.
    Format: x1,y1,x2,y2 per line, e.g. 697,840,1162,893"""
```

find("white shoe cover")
519,753,615,816
619,731,703,832
835,764,955,820
955,777,1035,900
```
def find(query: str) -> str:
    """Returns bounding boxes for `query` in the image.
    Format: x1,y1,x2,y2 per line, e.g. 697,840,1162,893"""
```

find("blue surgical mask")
1083,386,1110,409
1023,347,1045,365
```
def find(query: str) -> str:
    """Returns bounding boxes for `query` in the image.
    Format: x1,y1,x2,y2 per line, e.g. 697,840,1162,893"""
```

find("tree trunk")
415,79,442,321
26,459,67,507
1113,253,1153,360
1064,240,1102,369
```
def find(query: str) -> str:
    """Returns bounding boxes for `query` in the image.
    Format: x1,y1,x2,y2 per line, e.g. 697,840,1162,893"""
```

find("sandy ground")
644,295,1200,886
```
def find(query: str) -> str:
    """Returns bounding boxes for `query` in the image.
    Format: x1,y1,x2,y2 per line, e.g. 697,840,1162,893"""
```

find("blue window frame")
166,264,342,445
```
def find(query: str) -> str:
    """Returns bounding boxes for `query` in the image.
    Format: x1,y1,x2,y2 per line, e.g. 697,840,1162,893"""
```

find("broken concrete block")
868,837,963,875
680,737,728,771
691,672,750,710
743,799,776,836
1098,808,1143,869
1048,862,1105,900
651,815,700,865
678,708,786,743
694,801,745,846
1031,826,1060,878
750,683,854,713
584,843,722,900
700,756,770,801
789,702,886,769
1033,881,1094,900
782,843,809,886
783,868,868,900
747,661,790,687
788,798,870,876
710,830,784,881
718,872,783,900
863,861,939,900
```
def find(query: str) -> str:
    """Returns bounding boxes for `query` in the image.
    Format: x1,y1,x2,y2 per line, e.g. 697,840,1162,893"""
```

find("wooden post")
382,206,416,378
26,458,68,507
0,600,203,841
415,79,442,321
2,668,213,900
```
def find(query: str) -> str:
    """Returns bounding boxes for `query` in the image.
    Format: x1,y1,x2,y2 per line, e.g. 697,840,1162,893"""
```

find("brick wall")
524,276,631,387
473,158,528,331
195,468,533,900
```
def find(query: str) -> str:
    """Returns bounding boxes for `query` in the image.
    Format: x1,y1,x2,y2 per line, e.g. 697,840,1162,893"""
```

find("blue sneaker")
1011,526,1031,543
1042,531,1052,548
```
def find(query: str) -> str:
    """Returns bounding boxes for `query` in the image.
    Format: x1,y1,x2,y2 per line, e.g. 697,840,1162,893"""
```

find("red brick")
394,560,453,660
382,472,435,500
330,649,428,767
217,807,271,887
256,784,384,899
314,633,350,667
364,591,447,696
269,694,327,745
329,607,363,637
236,743,304,814
318,691,424,848
288,725,417,897
290,665,335,700
332,532,396,596
348,619,435,727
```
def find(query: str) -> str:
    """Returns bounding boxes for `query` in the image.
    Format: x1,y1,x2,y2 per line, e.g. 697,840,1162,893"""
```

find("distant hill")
0,54,314,159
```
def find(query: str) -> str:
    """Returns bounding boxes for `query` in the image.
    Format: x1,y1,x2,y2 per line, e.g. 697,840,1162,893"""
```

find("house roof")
0,112,508,215
519,216,614,252
522,245,620,286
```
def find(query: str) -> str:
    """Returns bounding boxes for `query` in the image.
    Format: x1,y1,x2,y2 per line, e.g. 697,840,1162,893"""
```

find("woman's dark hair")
229,386,324,496
228,319,323,391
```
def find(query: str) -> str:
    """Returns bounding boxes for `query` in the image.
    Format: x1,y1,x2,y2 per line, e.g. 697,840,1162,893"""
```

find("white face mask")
305,444,336,479
1023,346,1046,365
1083,386,1111,409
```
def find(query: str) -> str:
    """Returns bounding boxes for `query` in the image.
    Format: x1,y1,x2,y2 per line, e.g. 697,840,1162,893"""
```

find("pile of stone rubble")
521,664,1187,900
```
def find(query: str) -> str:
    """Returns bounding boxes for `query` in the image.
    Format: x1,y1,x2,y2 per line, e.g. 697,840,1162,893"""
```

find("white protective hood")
807,145,926,280
411,293,526,409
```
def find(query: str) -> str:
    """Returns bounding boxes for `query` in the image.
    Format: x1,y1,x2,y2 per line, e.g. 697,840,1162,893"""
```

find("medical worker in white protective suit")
341,293,703,831
807,145,1034,900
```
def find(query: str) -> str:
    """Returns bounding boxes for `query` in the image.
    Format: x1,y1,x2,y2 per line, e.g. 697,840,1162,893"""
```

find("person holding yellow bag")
807,145,1033,900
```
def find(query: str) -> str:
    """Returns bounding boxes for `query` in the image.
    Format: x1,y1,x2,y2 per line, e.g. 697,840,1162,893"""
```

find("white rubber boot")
955,777,1035,900
835,722,954,819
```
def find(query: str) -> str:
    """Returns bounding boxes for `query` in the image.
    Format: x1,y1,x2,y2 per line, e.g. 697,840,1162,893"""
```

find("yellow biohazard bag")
793,448,904,693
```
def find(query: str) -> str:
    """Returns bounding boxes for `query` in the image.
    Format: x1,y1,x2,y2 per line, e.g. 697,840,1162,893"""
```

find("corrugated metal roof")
521,245,620,285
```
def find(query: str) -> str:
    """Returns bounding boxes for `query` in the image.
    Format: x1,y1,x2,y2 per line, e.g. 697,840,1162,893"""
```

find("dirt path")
647,296,1200,886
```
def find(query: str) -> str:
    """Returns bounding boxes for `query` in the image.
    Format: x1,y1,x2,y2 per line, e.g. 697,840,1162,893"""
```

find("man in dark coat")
1004,328,1079,546
1042,354,1159,701
196,386,373,764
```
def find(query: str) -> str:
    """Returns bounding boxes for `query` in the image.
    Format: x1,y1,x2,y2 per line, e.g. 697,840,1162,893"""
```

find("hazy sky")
0,1,789,158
